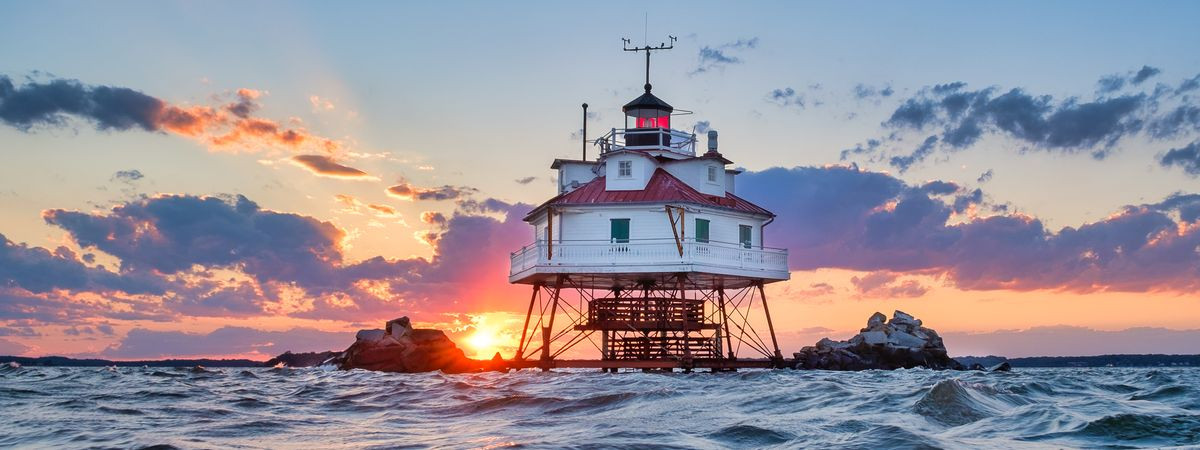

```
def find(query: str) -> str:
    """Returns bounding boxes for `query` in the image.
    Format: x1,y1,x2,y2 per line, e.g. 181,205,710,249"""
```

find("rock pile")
332,317,502,373
263,351,340,368
793,310,964,370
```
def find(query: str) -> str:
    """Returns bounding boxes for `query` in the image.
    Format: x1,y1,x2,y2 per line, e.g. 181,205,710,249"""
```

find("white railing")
509,239,788,276
594,128,697,156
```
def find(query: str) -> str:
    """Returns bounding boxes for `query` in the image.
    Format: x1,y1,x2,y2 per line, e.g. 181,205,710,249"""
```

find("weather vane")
623,35,677,91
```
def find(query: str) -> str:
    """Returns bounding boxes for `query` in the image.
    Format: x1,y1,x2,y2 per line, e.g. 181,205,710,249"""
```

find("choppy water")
2,364,1199,449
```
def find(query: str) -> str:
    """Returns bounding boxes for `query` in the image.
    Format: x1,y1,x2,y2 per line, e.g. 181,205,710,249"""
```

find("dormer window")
707,166,718,183
618,160,632,178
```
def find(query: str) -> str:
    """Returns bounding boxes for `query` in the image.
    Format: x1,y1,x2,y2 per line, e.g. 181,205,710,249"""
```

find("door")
610,218,630,253
695,218,710,243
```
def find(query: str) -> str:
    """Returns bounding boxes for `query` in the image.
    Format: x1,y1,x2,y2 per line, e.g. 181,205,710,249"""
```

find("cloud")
1178,74,1200,95
1132,65,1162,85
367,204,397,216
421,211,447,226
876,85,1145,170
0,326,40,337
111,169,144,182
1159,141,1200,176
850,271,929,298
847,70,1200,172
976,169,994,183
3,193,533,325
0,233,166,296
386,181,477,201
289,155,375,180
43,194,357,291
1096,66,1162,93
767,87,806,109
919,180,960,196
0,338,29,355
1147,105,1200,139
740,165,1200,293
0,74,340,155
944,325,1200,357
334,194,398,218
690,38,758,75
101,326,353,359
514,176,536,185
853,83,895,100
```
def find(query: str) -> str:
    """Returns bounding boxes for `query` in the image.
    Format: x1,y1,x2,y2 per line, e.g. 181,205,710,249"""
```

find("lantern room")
623,85,674,147
623,85,673,128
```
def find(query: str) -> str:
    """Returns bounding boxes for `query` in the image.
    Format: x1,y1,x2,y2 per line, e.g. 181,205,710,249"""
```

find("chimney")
706,130,720,155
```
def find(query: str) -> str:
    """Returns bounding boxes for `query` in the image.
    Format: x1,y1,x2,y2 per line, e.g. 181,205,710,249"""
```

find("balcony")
594,128,697,157
508,239,789,285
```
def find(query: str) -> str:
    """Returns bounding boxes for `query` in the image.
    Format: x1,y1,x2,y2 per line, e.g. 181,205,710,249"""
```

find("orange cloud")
290,155,376,180
386,181,477,202
159,89,342,154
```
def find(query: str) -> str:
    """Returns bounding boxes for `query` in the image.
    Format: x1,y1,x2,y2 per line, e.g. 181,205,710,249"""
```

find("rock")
334,316,504,374
968,363,986,371
386,317,412,339
792,310,964,371
988,362,1012,372
356,329,386,342
887,330,927,349
889,310,921,329
860,330,888,345
263,351,340,368
865,312,887,330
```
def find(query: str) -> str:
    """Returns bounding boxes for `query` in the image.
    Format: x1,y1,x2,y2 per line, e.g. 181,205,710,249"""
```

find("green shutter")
740,225,752,248
610,218,630,243
695,219,710,243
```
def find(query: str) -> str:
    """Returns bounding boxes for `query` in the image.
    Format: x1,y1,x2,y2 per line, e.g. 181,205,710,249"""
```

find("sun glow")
465,326,501,357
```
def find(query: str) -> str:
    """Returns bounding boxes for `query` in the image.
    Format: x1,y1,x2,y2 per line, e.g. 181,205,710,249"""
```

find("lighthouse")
508,38,790,371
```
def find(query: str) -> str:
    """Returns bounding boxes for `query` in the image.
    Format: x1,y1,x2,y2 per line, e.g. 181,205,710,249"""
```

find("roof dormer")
603,151,655,191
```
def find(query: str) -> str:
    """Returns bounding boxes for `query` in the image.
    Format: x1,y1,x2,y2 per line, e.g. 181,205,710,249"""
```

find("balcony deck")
594,127,697,157
509,239,789,289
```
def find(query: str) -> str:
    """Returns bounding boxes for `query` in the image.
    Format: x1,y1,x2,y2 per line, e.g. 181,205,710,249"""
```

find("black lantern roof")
622,84,674,118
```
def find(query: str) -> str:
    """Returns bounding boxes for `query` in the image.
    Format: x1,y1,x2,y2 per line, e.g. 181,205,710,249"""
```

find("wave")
1,366,1198,448
705,424,795,446
912,378,1012,426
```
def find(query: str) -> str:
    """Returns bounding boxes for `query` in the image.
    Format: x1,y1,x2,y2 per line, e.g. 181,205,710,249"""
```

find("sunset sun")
465,327,500,357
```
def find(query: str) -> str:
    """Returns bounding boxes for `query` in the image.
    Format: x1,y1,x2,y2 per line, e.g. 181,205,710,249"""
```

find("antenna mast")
581,103,588,160
623,35,677,92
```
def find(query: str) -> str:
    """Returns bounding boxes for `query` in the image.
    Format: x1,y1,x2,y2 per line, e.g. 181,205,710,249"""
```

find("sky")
2,1,1199,360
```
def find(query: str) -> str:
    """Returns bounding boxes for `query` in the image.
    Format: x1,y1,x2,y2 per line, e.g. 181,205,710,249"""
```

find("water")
2,364,1199,449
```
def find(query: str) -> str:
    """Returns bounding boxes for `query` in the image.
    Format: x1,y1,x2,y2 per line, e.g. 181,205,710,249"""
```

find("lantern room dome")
622,85,673,118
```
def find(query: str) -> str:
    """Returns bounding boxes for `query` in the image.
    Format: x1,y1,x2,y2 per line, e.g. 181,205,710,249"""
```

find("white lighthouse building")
508,39,790,371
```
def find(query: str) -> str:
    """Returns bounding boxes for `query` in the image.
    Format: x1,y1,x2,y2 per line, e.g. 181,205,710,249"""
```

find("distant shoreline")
4,353,1200,368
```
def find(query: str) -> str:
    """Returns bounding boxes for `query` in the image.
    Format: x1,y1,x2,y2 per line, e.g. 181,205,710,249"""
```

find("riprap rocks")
793,310,964,370
332,317,501,373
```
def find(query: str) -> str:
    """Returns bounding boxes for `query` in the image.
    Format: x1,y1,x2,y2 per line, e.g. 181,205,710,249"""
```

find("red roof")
525,169,773,221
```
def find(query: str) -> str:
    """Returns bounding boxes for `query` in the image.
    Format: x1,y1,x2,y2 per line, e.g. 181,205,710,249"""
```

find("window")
707,166,718,183
739,225,753,248
695,218,710,243
618,160,632,178
610,218,630,243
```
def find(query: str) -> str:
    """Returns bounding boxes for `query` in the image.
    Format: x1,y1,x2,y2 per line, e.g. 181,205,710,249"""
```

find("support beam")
514,283,540,360
717,287,734,359
546,208,554,260
541,276,564,362
665,206,684,257
756,282,784,362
